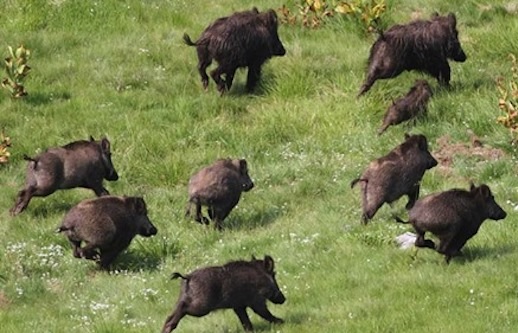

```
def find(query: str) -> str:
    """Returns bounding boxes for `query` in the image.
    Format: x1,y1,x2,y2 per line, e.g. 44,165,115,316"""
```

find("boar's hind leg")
234,307,254,331
162,307,187,333
10,186,37,216
210,66,227,95
414,229,435,249
250,302,284,325
90,182,110,197
196,47,211,90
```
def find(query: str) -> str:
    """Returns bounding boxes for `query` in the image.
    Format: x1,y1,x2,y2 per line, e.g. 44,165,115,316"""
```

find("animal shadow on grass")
452,243,517,264
25,91,71,105
108,249,162,272
29,201,75,218
224,207,283,231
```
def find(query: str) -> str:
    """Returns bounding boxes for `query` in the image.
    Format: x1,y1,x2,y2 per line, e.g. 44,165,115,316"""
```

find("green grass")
1,0,518,332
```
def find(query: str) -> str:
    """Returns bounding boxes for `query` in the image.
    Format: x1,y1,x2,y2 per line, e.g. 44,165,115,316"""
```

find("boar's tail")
182,33,197,46
171,272,189,280
350,178,367,188
393,215,409,224
55,226,70,233
23,154,38,164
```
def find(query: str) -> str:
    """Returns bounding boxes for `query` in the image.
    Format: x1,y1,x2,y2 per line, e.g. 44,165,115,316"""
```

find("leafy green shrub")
2,45,31,98
279,0,386,32
0,129,11,164
496,54,518,142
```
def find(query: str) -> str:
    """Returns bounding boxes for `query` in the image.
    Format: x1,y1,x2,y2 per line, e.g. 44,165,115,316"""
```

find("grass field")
1,0,518,332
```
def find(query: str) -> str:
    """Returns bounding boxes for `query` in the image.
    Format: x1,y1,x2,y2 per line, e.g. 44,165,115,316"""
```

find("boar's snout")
271,289,286,304
106,169,119,181
426,154,438,169
242,180,255,192
138,218,158,237
489,203,507,221
273,42,286,57
453,48,467,62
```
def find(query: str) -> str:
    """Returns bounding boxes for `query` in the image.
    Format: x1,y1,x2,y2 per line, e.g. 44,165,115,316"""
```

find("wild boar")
183,8,286,95
10,136,118,216
351,133,438,224
378,80,433,135
162,255,286,332
398,183,507,263
358,12,467,96
57,195,157,269
186,158,254,230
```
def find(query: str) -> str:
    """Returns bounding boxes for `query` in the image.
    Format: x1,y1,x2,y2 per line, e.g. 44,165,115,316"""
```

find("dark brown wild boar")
378,80,433,135
186,158,254,230
358,13,467,96
57,195,157,269
10,136,118,216
162,255,286,332
351,134,438,224
183,8,286,95
396,183,507,263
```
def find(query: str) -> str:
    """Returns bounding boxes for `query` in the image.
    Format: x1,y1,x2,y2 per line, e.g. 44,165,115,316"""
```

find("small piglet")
10,136,118,216
57,195,157,269
186,158,254,230
400,183,507,263
378,80,433,135
162,255,286,332
351,133,438,224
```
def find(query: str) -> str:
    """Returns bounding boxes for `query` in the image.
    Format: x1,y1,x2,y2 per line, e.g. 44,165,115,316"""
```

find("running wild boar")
186,158,254,230
378,80,433,135
10,136,118,216
162,255,286,332
351,133,438,224
398,183,507,263
358,12,467,96
58,195,157,269
183,8,286,94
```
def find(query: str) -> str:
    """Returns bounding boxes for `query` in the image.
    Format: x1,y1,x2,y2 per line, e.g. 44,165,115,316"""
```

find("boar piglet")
186,158,254,230
57,195,157,269
183,8,286,95
351,133,437,224
398,183,506,263
10,136,118,216
162,255,286,332
378,80,433,135
358,12,467,96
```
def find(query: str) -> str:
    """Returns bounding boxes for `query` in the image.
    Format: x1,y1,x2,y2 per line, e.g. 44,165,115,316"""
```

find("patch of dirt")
433,133,506,173
0,291,11,309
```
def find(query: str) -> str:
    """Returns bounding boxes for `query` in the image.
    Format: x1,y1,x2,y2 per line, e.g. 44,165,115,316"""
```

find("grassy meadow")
1,0,518,332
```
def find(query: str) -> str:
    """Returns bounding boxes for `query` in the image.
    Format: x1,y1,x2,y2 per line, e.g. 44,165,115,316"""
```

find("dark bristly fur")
186,158,254,230
351,134,438,224
162,255,286,333
58,196,157,269
183,8,286,95
378,80,433,134
402,183,507,263
358,12,467,96
10,136,119,216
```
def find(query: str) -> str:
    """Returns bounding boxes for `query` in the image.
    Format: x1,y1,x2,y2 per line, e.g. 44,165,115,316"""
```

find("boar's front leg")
234,307,254,331
89,181,110,197
246,63,262,92
250,302,284,325
428,60,451,87
405,183,420,210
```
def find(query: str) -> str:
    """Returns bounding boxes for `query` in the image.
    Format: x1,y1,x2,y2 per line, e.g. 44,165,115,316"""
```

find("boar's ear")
129,197,147,215
417,135,428,151
478,184,491,198
404,133,411,140
264,9,278,26
447,13,457,27
251,7,259,14
89,135,95,141
239,159,248,173
100,137,111,152
263,255,275,273
469,181,476,192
